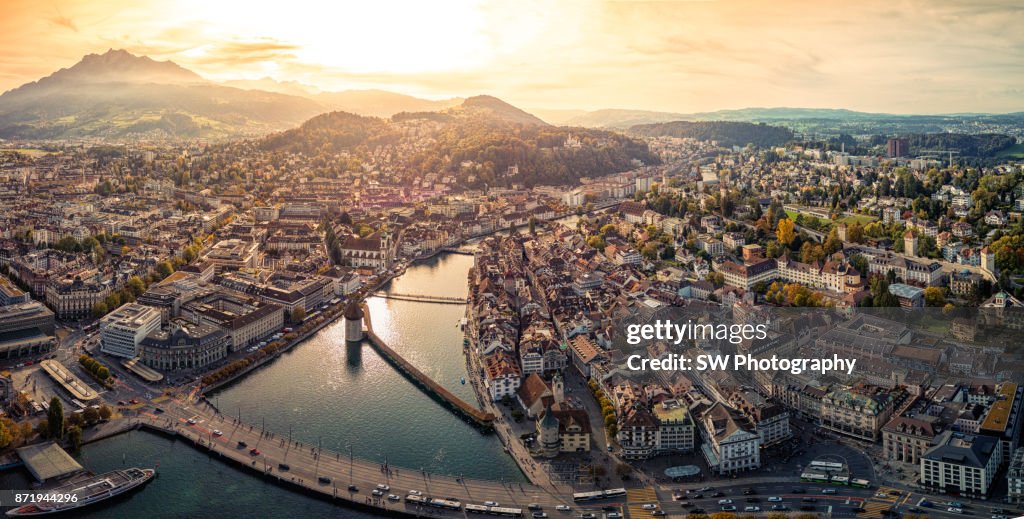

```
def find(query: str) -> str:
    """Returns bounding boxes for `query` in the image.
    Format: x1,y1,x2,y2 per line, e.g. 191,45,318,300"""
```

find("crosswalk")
626,487,660,518
857,486,904,518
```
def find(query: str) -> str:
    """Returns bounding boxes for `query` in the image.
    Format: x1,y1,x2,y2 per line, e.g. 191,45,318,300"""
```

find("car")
691,508,706,515
889,490,902,496
802,498,818,503
652,512,666,517
212,430,223,436
771,505,788,511
721,506,737,512
485,501,499,507
698,487,713,492
187,418,197,425
680,502,694,508
991,515,1007,519
642,504,658,510
347,485,358,492
579,514,596,519
278,463,290,471
387,494,400,501
318,476,331,484
607,514,622,519
371,489,384,497
532,513,548,519
877,492,890,498
528,504,543,511
948,507,963,514
822,489,837,494
154,407,165,414
249,448,260,456
949,502,965,508
768,497,783,502
376,484,390,491
555,505,571,512
743,489,756,495
792,488,806,494
718,499,733,505
408,490,422,496
745,506,761,512
711,492,725,498
691,493,704,499
237,441,248,448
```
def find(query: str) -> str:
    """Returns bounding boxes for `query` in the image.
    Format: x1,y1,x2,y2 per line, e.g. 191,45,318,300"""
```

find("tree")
91,302,108,318
98,405,113,421
290,307,307,323
83,406,100,425
0,419,11,449
67,426,82,454
776,218,796,246
924,287,947,307
155,260,175,280
127,276,146,297
47,397,64,440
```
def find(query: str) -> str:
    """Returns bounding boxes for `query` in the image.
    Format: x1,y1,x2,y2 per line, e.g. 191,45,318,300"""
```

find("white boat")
6,467,155,516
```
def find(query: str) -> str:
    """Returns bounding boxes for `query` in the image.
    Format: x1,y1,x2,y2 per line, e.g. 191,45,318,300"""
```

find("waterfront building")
139,318,229,372
821,385,907,441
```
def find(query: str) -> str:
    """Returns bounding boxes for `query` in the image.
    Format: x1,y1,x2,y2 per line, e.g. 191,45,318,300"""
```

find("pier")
360,304,495,429
370,292,468,304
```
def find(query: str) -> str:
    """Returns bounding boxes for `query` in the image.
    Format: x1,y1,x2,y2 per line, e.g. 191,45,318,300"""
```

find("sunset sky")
2,0,1022,114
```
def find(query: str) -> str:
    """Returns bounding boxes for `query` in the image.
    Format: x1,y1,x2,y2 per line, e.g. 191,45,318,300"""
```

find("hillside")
315,89,462,118
629,120,794,147
0,49,324,139
262,97,656,187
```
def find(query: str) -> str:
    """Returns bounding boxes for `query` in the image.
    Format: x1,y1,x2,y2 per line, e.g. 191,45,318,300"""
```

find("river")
0,253,525,517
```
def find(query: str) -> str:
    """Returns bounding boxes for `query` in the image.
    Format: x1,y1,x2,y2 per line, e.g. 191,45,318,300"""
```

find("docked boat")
6,467,155,516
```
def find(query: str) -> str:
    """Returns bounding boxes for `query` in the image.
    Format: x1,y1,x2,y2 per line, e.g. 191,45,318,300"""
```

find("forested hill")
261,97,659,187
629,120,794,147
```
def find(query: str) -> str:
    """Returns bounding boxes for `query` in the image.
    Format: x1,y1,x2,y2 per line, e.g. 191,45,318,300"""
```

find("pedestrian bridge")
370,292,468,304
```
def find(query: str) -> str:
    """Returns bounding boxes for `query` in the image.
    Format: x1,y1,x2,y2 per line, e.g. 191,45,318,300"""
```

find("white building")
699,402,761,475
99,303,162,359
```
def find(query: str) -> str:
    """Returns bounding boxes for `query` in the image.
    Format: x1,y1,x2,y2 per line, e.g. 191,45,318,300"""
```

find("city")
0,1,1022,519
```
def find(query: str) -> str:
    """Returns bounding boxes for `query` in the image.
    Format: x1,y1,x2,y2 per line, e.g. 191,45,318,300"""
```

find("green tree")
290,306,307,323
155,261,175,280
47,397,64,440
91,302,108,318
98,405,113,421
127,276,146,297
66,426,82,454
83,406,100,425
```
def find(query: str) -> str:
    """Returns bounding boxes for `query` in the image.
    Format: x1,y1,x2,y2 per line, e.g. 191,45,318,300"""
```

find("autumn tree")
776,218,796,246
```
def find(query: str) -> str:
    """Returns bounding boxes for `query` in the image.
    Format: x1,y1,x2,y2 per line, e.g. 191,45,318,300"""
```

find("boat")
6,467,155,516
460,377,466,384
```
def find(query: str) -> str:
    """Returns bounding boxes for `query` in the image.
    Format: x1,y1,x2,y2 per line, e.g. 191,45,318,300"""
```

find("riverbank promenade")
108,402,577,517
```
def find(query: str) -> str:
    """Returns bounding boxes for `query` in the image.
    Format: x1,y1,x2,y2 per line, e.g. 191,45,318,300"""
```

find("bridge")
371,292,468,304
360,304,494,429
119,399,579,518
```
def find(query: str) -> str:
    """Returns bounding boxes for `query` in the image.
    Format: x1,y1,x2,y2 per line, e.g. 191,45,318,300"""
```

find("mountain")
562,109,689,128
263,96,655,187
0,49,324,140
315,89,462,118
444,95,550,126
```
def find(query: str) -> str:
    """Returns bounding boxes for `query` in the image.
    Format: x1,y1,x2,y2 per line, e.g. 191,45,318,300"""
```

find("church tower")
552,373,565,406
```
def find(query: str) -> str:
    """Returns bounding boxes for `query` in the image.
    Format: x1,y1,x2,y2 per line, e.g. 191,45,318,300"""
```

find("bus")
851,479,871,488
800,472,830,484
405,496,462,511
573,488,627,502
810,461,844,471
465,503,523,517
830,476,850,486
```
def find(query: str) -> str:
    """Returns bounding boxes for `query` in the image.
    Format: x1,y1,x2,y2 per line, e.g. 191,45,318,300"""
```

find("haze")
2,0,1023,114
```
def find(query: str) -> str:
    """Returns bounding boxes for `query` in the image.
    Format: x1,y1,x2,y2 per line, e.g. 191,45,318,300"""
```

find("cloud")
48,14,78,32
